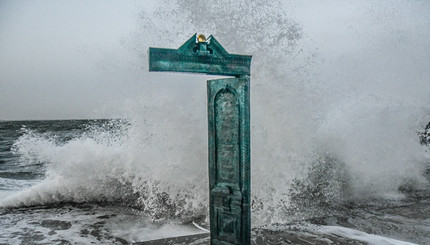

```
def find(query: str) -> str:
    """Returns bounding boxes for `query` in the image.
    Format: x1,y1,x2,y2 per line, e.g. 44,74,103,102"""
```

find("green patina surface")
149,34,251,76
149,34,251,245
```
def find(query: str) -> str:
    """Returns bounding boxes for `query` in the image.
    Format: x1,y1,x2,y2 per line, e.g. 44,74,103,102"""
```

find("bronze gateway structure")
149,34,251,244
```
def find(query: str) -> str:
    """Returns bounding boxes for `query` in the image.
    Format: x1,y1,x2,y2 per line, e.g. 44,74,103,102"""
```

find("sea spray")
3,119,209,222
2,0,430,227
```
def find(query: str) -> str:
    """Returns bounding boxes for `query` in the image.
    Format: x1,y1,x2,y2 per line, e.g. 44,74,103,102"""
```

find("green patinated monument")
149,34,251,244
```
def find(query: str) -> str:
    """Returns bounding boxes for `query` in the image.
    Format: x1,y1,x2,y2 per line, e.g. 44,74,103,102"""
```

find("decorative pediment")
149,34,251,76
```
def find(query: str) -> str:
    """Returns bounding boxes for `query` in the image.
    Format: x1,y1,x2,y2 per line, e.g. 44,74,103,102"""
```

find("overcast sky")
0,1,156,120
1,1,429,121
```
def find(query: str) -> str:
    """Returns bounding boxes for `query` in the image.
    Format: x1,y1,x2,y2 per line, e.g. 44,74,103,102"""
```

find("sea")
0,119,429,244
2,1,430,244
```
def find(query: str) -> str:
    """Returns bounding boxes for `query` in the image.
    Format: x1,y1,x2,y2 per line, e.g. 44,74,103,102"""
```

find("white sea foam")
317,226,418,245
2,0,430,228
0,204,205,244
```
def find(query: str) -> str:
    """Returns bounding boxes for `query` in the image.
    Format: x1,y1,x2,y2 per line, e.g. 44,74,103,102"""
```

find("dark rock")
115,237,129,244
40,220,72,230
97,215,111,219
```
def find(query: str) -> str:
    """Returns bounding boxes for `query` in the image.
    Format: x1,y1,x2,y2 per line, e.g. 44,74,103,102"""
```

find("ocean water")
2,0,430,244
0,120,209,244
0,120,429,244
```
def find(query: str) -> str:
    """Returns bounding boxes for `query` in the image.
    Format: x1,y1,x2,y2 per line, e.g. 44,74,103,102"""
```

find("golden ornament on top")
197,34,207,43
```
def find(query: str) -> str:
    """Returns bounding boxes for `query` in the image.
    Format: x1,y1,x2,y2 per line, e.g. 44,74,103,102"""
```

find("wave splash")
3,120,208,223
3,0,430,226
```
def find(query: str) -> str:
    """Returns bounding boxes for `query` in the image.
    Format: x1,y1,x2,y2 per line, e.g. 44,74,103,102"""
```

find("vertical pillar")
207,76,250,244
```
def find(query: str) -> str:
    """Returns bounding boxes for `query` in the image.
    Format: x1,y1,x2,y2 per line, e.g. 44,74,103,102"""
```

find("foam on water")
0,204,205,244
2,0,430,228
314,225,417,245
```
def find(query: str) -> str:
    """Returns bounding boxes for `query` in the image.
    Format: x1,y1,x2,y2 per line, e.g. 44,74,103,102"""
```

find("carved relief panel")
208,77,250,244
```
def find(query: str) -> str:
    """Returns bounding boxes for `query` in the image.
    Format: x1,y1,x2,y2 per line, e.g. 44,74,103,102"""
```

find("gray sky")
1,0,429,122
0,1,154,120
